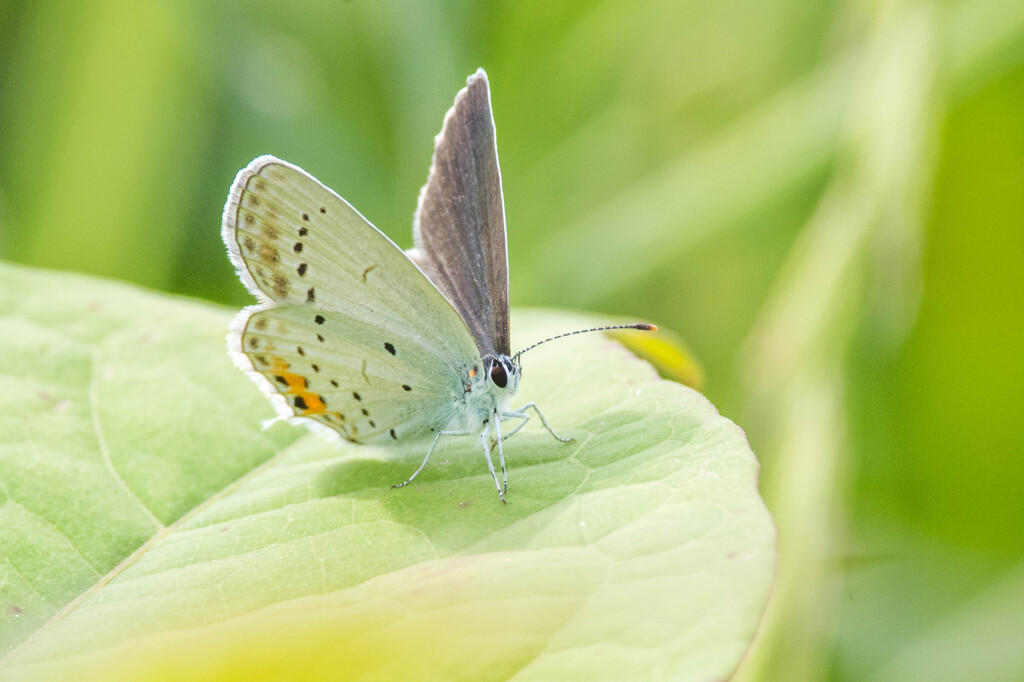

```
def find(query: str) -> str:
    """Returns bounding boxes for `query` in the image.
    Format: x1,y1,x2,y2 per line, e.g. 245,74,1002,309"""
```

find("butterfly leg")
479,420,507,504
391,429,470,490
502,402,574,443
499,411,529,441
492,411,510,495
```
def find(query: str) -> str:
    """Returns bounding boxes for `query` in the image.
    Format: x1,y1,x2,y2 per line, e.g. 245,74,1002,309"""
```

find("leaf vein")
89,350,165,530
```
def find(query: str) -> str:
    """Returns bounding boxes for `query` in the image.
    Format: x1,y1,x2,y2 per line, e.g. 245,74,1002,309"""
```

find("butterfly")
222,69,653,502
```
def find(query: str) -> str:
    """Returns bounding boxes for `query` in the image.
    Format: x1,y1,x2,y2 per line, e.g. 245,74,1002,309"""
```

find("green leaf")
0,263,774,680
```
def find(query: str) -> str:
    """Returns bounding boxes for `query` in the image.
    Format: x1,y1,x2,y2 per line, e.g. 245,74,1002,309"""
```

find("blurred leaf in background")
1,0,1022,679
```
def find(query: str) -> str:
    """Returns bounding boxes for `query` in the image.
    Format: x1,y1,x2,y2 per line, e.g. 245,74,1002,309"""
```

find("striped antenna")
512,323,657,362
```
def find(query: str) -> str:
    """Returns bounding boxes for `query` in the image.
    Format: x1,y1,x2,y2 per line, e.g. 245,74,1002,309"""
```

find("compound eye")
489,362,508,388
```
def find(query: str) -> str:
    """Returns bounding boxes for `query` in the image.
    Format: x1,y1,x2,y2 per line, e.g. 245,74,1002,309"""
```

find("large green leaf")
0,263,773,680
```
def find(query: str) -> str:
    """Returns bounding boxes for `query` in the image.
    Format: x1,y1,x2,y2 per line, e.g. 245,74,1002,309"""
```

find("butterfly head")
483,354,521,395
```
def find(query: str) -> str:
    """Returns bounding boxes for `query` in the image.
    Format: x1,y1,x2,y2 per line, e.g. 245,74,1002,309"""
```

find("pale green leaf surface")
0,263,773,680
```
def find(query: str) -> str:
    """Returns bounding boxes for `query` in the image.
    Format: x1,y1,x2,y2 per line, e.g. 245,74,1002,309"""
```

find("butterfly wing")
223,156,481,443
409,69,510,358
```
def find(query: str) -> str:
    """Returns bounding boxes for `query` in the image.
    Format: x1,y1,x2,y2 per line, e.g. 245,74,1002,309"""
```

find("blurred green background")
1,1,1022,679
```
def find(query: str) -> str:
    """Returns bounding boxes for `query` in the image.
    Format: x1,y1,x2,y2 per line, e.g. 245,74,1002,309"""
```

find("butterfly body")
224,70,649,501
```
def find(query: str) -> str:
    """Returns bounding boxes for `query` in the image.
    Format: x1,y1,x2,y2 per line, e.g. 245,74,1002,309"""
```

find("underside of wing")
222,156,481,441
410,69,510,358
232,305,463,444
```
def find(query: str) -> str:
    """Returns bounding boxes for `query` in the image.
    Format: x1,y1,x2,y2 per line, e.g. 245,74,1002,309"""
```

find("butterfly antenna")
513,323,657,363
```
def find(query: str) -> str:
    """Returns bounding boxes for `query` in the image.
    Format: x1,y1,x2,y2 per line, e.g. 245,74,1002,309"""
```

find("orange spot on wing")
268,356,326,414
279,374,306,393
302,393,326,413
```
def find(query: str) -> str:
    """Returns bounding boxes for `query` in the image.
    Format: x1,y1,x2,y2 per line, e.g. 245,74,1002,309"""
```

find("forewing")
410,69,510,358
223,156,480,440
